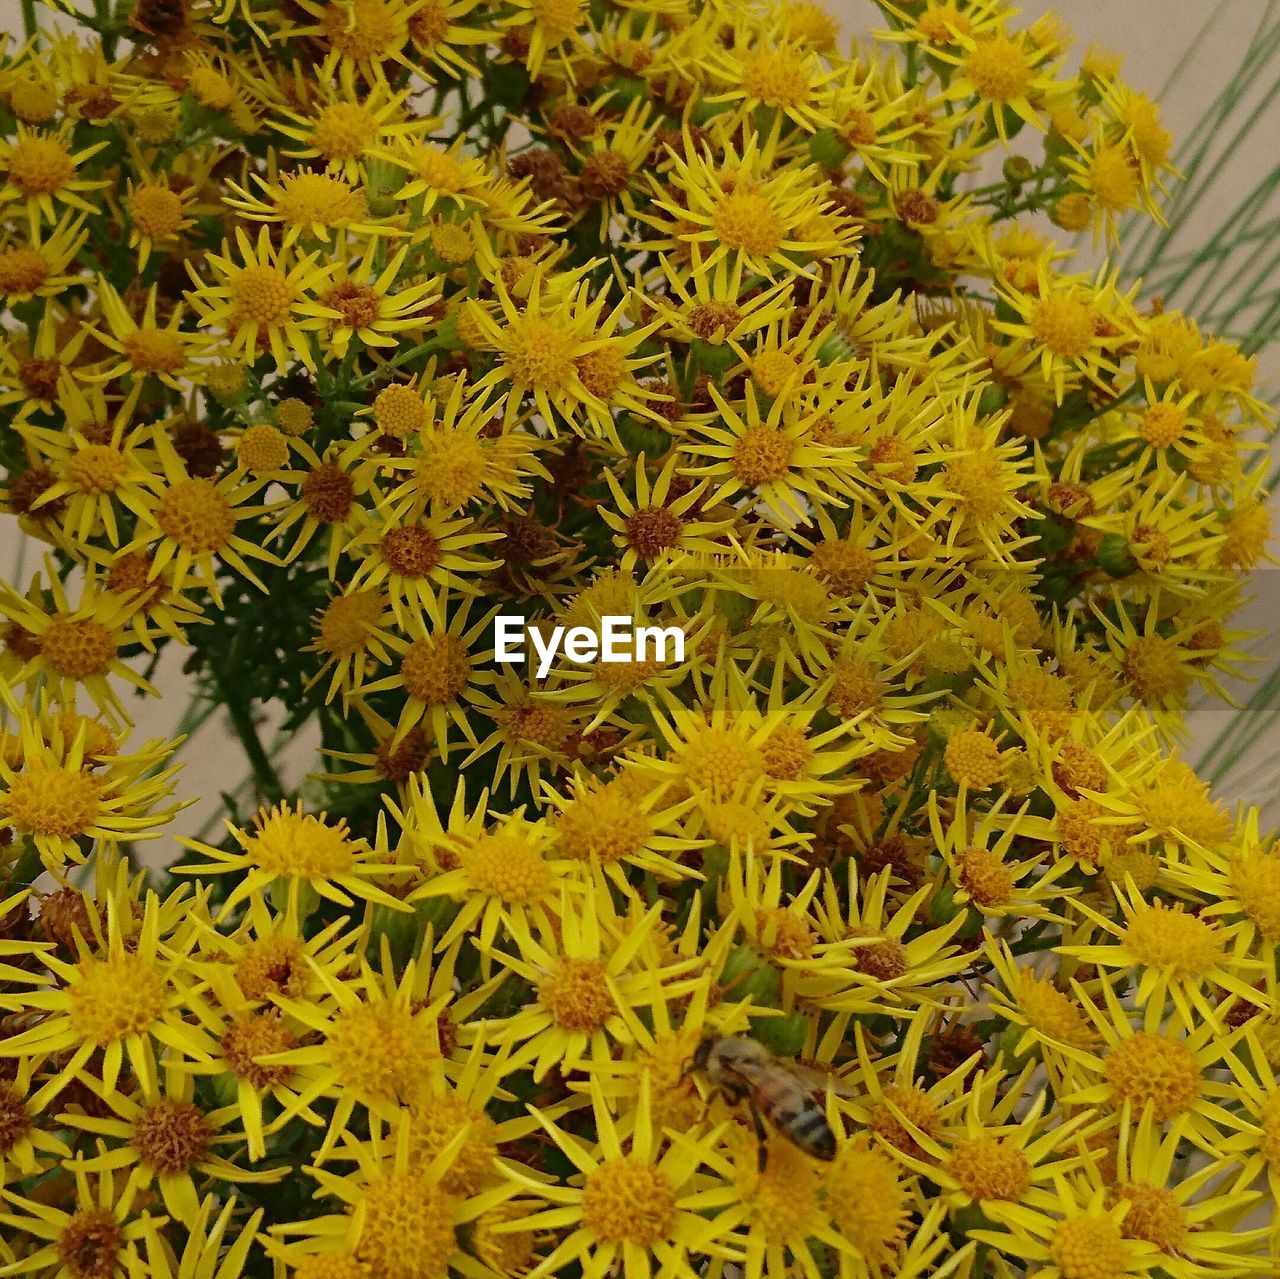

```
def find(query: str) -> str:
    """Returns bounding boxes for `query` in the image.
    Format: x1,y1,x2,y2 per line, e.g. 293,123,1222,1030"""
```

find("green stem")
20,0,37,41
211,662,285,804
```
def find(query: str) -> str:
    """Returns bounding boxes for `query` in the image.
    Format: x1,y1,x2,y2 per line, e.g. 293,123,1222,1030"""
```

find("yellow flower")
357,595,497,757
0,709,182,872
178,801,414,917
0,565,159,719
311,240,443,359
499,1076,737,1279
87,279,205,389
1063,883,1257,1028
0,210,87,300
343,506,501,628
58,1059,284,1226
972,1178,1162,1279
0,123,110,227
0,1168,155,1278
470,263,659,440
224,168,387,247
642,127,856,277
185,226,337,372
267,1110,509,1279
485,892,699,1081
936,28,1061,143
0,890,214,1109
125,174,197,269
272,66,433,181
119,425,280,599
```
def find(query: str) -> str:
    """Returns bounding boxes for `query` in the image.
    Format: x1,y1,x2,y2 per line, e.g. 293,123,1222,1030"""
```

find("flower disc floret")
156,479,235,553
355,1174,457,1279
1050,1215,1127,1279
1030,297,1095,358
41,618,116,678
65,445,126,495
1123,902,1221,975
9,134,74,195
540,957,615,1032
243,804,359,877
966,37,1032,101
713,188,784,258
234,264,296,323
130,184,184,236
4,761,102,839
68,953,167,1044
466,831,554,902
328,1003,430,1099
56,1210,124,1279
132,1099,210,1174
581,1159,677,1246
401,634,471,704
947,1136,1030,1201
1103,1033,1201,1120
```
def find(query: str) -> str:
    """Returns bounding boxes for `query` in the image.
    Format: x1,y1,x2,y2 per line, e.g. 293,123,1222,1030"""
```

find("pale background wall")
2,1,1278,848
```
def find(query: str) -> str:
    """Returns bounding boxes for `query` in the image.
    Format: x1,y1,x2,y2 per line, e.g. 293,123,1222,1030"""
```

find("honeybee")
692,1034,837,1170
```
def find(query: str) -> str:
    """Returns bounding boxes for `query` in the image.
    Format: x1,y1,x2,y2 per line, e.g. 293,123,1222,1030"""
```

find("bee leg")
747,1098,769,1173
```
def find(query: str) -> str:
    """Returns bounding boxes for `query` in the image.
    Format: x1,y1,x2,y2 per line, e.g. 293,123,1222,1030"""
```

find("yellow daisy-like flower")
290,0,425,78
303,587,398,704
312,240,443,359
499,0,591,79
486,891,700,1081
403,0,489,78
343,506,501,627
0,209,88,301
19,385,157,548
125,174,197,269
224,167,389,247
470,263,658,440
934,27,1061,143
119,425,280,600
601,453,733,571
377,377,549,518
701,38,840,133
271,67,434,181
177,801,414,917
0,709,182,873
1063,980,1252,1153
682,381,861,527
266,1109,511,1278
639,247,795,354
995,264,1139,403
184,226,336,372
0,890,214,1109
1062,883,1258,1028
500,1075,737,1279
254,947,474,1149
642,128,856,277
411,805,582,952
0,1167,154,1279
58,1060,284,1227
356,595,497,757
0,123,110,228
86,279,205,389
384,135,492,213
0,565,158,719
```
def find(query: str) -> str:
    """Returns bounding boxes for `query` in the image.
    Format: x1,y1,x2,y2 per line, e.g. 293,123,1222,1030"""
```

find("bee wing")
724,1055,774,1086
783,1060,860,1099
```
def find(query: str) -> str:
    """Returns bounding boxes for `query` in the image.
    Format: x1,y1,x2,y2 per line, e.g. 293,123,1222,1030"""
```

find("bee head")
691,1035,716,1073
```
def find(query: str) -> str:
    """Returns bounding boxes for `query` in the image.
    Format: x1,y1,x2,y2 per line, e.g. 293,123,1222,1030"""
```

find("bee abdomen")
774,1102,838,1160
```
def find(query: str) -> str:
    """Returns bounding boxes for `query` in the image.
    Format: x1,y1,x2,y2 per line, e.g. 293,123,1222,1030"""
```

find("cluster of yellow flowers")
0,0,1276,1275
